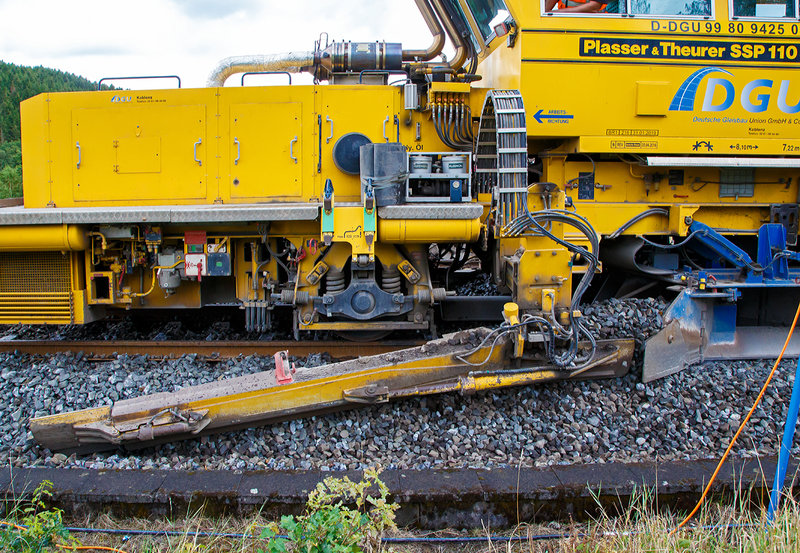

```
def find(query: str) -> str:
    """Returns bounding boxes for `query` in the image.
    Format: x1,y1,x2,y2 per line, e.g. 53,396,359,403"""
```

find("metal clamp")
75,142,81,169
274,351,296,384
326,116,333,143
383,116,390,142
234,137,240,165
290,136,298,164
194,138,202,166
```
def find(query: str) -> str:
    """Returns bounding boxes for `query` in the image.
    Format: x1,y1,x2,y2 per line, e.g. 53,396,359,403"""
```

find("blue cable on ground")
58,527,540,542
0,520,762,544
767,359,800,524
53,523,759,543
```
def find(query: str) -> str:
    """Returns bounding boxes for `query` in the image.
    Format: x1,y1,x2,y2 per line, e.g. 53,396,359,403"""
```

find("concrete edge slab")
1,457,791,529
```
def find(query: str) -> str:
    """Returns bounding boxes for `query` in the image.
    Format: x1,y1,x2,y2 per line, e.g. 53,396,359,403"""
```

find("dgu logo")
111,95,131,103
669,67,800,114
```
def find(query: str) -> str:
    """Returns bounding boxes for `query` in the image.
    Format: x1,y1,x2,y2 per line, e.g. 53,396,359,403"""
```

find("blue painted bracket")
686,221,800,286
643,222,800,381
321,179,334,246
689,221,756,275
767,359,800,525
363,183,376,248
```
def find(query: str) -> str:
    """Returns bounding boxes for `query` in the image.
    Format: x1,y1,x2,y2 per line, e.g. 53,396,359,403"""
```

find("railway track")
0,339,421,360
0,298,789,495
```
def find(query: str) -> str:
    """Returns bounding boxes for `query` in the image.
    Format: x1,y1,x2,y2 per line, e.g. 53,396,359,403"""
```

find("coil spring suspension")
326,269,346,293
382,267,402,294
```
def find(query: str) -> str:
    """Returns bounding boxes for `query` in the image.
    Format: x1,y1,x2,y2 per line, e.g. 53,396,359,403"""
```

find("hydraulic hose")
607,208,669,240
128,259,184,299
504,203,601,367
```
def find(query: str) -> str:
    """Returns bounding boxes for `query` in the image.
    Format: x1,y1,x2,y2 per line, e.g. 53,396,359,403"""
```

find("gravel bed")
0,314,292,342
453,272,501,296
1,297,794,472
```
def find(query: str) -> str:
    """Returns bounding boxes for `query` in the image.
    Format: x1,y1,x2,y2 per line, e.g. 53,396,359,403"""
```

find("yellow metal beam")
31,329,634,453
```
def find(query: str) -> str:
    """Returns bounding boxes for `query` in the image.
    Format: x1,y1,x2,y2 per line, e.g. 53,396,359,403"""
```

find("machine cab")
475,0,800,155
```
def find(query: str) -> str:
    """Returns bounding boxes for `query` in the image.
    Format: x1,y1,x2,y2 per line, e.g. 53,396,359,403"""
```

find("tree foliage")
0,61,107,198
0,141,22,198
0,60,102,143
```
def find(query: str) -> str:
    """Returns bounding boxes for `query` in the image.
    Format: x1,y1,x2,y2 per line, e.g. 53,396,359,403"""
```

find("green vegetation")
0,140,22,198
0,480,77,553
554,485,800,553
258,467,398,553
8,474,800,552
0,61,109,198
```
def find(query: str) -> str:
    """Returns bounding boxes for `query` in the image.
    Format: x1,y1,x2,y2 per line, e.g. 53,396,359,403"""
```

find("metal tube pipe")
206,52,314,87
429,0,469,71
402,0,446,61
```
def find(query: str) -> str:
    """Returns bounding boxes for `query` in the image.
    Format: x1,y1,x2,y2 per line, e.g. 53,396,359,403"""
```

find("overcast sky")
0,0,435,88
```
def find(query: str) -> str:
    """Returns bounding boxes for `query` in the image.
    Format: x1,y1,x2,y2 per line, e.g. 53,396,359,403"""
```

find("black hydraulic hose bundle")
504,197,601,368
432,100,473,150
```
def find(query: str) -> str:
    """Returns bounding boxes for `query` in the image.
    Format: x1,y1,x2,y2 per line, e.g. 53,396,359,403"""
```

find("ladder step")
498,168,527,174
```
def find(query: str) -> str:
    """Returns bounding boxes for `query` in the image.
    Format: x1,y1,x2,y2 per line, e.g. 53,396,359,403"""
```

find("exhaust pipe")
402,0,446,62
207,52,315,87
206,0,466,86
207,42,403,86
429,0,469,71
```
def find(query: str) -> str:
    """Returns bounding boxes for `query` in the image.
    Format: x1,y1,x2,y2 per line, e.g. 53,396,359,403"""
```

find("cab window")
544,0,711,15
630,0,711,15
465,0,511,40
732,0,796,17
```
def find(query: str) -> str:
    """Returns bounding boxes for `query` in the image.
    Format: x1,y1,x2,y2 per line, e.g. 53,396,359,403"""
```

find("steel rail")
0,340,421,360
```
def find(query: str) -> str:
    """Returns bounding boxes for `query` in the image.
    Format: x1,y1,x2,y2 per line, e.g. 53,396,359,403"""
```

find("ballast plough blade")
643,289,800,382
31,328,634,454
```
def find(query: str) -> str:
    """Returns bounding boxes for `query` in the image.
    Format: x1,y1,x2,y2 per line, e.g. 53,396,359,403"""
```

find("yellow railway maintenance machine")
22,0,800,450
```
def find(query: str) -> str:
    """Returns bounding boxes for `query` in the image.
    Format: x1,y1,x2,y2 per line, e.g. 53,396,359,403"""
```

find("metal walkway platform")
0,202,484,225
0,203,321,225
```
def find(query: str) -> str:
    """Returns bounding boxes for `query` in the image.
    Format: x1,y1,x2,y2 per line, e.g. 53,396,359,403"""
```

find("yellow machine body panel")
22,89,216,208
480,0,800,154
21,85,455,208
316,87,400,202
71,104,208,202
217,86,315,203
9,0,800,339
228,101,304,200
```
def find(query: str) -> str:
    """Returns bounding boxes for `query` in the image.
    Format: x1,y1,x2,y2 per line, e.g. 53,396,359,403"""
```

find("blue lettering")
675,67,800,115
701,78,735,112
778,80,800,114
741,79,773,113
